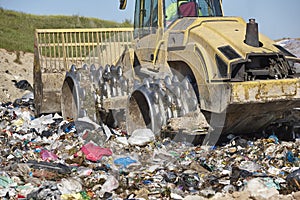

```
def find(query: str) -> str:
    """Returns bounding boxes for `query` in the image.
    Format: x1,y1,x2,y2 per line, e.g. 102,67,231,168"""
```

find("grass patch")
0,8,132,53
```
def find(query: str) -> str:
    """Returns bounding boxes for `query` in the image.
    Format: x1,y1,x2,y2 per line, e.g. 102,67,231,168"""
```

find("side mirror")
119,0,127,10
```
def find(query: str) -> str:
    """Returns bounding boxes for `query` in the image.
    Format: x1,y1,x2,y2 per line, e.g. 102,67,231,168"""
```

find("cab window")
198,0,222,16
164,0,223,27
134,0,159,38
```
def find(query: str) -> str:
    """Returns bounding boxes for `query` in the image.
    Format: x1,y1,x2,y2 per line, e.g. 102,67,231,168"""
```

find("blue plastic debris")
286,151,295,163
114,157,137,168
143,180,152,185
268,134,279,144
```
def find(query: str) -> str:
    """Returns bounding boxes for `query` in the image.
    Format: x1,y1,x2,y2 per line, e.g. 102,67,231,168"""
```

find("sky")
0,0,299,40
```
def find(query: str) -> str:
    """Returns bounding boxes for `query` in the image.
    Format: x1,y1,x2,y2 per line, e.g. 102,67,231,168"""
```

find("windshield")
164,0,223,25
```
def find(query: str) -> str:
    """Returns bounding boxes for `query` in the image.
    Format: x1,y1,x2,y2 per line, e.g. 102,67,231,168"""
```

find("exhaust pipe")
245,18,260,47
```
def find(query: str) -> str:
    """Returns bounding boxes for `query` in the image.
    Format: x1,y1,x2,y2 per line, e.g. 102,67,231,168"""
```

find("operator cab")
120,0,223,36
119,0,224,63
132,0,223,38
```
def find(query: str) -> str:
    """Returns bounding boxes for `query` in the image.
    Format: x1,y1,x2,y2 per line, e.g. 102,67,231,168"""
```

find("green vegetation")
0,8,132,53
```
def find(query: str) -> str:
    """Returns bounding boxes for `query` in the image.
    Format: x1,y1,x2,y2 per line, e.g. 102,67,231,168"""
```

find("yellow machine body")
33,0,300,139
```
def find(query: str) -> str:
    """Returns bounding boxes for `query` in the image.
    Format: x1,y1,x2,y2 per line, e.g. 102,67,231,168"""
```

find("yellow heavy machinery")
34,0,300,144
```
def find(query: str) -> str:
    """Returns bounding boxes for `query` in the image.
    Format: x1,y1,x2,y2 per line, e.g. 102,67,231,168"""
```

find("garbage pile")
0,96,300,200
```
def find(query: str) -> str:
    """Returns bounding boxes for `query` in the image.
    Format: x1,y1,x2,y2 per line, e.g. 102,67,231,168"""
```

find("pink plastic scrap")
40,149,58,161
81,142,112,162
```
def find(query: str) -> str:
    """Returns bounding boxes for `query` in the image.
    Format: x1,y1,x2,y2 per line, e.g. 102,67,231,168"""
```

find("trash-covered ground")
0,97,300,200
0,39,300,199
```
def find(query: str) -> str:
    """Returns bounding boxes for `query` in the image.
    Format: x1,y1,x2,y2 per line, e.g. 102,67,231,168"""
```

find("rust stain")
231,79,300,103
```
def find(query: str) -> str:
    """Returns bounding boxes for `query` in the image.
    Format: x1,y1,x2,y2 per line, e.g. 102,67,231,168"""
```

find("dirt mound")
0,49,33,102
277,38,300,58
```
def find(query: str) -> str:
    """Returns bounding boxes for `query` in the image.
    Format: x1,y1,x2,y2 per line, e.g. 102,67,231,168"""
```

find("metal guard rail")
34,28,134,73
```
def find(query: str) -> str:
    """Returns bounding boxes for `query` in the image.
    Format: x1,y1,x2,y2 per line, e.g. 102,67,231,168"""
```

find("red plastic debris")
40,149,58,161
81,142,112,162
